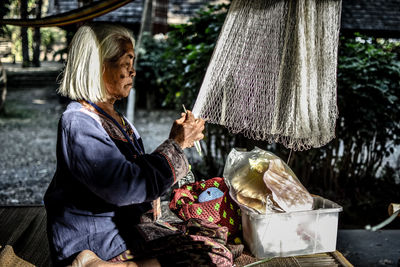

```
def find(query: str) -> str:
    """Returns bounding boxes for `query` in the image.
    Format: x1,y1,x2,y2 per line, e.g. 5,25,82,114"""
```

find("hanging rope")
193,0,342,151
0,0,134,27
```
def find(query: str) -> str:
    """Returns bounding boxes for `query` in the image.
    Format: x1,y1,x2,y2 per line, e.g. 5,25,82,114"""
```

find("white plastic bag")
223,147,313,214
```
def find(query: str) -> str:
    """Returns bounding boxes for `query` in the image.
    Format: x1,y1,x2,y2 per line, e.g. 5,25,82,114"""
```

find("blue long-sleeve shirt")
44,101,189,266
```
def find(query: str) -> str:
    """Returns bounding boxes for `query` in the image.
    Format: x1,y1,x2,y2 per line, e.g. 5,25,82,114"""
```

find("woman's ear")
102,63,106,75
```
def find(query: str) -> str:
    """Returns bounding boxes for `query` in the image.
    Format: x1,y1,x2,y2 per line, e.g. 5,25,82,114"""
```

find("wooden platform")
0,206,353,267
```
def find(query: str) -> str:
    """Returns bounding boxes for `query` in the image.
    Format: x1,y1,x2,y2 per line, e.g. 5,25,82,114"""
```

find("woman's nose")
130,67,136,77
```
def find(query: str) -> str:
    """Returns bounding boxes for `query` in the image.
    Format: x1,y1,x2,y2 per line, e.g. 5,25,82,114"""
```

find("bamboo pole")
126,0,152,123
0,0,133,27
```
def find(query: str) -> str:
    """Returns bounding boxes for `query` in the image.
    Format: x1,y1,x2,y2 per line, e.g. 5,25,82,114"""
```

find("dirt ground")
0,86,60,204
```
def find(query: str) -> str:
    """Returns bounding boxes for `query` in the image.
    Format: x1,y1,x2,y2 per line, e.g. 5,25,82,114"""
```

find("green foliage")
41,29,56,49
159,3,229,109
4,24,66,63
135,32,169,109
0,0,11,36
0,0,11,18
337,35,400,174
1,0,67,62
328,35,399,227
135,3,229,110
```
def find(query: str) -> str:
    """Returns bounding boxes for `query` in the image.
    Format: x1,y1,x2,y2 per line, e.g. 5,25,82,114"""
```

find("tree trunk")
20,0,30,67
32,0,42,67
0,62,7,113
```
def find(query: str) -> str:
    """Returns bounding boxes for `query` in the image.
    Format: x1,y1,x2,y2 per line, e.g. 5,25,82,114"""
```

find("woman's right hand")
169,110,205,149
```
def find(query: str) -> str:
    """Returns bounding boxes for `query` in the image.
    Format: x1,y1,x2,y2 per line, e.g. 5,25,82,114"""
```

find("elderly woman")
44,23,206,266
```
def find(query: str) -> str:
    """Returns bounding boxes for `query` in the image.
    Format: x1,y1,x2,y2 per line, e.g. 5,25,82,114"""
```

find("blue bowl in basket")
198,187,224,202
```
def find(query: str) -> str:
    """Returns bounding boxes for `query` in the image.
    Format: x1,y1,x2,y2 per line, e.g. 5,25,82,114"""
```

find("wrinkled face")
103,41,136,101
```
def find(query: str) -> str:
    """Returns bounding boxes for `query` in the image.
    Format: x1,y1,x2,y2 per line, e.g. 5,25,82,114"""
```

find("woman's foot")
69,250,108,267
69,250,160,267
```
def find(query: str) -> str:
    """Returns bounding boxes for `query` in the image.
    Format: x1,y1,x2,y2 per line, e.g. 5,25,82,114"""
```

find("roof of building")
47,0,400,38
340,0,400,38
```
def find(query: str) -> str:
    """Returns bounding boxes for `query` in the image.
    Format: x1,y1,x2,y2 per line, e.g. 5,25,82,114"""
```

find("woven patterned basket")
169,177,242,239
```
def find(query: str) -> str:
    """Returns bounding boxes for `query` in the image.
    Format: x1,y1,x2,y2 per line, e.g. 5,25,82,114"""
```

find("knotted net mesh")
192,0,342,151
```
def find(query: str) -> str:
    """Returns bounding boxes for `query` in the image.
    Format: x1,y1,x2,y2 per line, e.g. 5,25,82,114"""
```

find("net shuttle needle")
182,104,203,157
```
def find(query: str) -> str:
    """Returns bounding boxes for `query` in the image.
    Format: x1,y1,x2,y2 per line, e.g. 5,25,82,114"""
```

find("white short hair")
58,23,135,102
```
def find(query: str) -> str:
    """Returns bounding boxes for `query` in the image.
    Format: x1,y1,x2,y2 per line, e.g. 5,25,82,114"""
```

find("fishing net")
192,0,342,150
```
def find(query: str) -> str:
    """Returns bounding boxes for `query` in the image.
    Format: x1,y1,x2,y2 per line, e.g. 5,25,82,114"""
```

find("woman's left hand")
169,110,205,149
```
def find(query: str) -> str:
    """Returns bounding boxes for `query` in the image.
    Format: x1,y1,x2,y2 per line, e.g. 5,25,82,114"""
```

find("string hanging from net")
192,0,342,151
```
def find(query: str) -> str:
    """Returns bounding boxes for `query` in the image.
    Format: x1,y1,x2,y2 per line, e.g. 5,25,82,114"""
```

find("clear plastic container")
239,195,343,259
